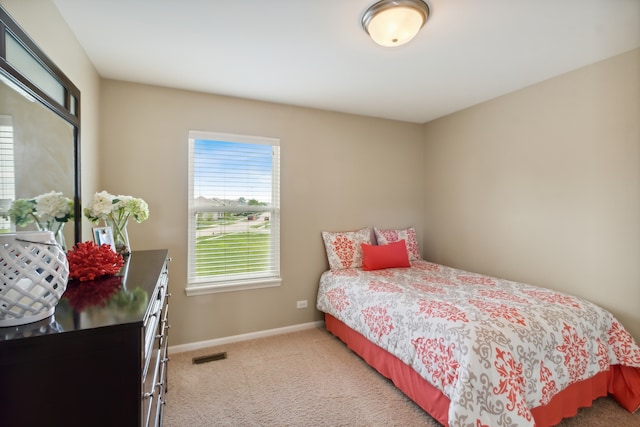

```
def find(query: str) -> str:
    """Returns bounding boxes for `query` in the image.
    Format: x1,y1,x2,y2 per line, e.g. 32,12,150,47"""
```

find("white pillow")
373,227,421,261
322,227,372,270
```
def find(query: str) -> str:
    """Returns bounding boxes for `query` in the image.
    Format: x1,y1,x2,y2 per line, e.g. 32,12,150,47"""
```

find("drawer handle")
150,304,161,318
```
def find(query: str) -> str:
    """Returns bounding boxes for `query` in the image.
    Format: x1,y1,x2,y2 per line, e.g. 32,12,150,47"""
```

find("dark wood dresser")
0,249,170,427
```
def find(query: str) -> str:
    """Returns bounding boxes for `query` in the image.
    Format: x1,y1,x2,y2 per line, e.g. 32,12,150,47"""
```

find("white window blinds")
187,131,281,295
0,115,15,232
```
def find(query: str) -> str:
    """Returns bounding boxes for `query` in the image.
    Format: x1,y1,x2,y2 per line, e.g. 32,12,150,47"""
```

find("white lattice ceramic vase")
0,231,69,327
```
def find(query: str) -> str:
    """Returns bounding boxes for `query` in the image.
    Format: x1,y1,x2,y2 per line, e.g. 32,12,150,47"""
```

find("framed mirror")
0,6,81,244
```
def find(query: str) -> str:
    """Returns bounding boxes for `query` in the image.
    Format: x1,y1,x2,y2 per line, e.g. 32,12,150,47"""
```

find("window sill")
185,277,282,296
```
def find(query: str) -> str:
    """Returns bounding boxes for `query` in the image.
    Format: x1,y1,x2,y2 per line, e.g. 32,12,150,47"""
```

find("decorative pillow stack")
373,227,421,261
322,226,421,271
321,227,372,270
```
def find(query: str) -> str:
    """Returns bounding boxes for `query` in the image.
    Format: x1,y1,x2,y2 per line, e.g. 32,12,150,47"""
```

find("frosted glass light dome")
362,0,430,47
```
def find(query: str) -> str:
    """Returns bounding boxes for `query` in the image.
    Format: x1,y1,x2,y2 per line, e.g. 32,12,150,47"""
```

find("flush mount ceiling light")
361,0,430,47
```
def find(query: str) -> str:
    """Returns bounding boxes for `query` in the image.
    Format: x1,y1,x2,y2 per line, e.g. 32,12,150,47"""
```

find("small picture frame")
93,226,116,252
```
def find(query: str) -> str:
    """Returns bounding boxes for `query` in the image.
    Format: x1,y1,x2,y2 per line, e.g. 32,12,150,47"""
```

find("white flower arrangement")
84,191,149,224
84,191,149,255
7,191,74,233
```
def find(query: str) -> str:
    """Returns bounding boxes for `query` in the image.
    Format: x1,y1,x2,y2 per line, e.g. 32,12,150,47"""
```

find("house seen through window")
187,131,281,295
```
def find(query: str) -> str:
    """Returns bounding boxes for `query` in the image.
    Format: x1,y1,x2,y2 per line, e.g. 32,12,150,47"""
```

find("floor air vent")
192,352,227,364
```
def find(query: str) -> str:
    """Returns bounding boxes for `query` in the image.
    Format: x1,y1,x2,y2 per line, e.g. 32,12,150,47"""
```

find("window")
187,131,281,295
0,115,15,232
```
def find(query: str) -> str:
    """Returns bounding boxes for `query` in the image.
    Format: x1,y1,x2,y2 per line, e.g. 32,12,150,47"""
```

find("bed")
317,227,640,427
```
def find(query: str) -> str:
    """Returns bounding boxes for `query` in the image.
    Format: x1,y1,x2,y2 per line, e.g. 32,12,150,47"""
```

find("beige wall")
4,1,638,345
1,0,102,240
423,48,640,341
99,80,425,345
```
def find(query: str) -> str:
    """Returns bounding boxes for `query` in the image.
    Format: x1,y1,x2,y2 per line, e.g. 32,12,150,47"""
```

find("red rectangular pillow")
361,240,411,271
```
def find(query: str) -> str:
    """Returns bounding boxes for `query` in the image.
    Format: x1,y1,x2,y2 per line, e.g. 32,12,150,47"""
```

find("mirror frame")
0,6,81,243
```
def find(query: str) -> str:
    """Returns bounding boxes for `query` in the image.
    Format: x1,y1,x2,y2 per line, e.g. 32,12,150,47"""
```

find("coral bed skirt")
324,313,640,427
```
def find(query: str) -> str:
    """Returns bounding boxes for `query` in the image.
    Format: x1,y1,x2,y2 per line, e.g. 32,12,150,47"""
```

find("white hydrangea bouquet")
84,191,149,256
6,191,74,249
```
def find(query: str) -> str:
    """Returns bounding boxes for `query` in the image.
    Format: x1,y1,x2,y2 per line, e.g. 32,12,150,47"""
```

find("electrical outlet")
296,300,308,309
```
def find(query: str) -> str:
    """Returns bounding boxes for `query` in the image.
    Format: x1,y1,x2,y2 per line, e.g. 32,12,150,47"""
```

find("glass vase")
105,218,131,257
36,222,67,251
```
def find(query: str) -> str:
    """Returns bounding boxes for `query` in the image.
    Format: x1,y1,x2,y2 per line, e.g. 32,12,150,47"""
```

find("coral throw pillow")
374,227,421,261
322,227,372,270
361,240,411,271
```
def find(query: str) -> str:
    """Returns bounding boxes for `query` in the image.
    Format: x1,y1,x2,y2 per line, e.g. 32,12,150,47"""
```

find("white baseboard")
169,320,325,354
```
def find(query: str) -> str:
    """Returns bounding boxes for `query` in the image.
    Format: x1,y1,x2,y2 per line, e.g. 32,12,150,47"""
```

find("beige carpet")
164,326,640,427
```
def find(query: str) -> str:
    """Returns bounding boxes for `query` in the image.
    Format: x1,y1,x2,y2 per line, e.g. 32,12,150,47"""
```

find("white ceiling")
53,0,640,124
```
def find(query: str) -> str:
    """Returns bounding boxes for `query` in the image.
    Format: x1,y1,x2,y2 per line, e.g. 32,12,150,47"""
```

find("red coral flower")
66,241,124,281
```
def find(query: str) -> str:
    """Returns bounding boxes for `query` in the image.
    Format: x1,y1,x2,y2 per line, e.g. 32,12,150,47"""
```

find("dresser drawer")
141,255,170,427
142,347,162,426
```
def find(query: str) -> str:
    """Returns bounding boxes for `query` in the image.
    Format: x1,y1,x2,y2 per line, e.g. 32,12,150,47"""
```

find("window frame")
186,130,281,296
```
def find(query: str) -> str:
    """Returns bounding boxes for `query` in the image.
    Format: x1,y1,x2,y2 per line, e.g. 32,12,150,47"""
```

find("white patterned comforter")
316,260,640,427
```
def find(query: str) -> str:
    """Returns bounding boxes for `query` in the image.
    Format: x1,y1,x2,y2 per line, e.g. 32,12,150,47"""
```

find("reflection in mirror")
6,31,65,105
0,6,81,244
0,75,75,246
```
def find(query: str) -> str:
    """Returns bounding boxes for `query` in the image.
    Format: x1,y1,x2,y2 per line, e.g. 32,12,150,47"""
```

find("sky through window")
193,139,273,203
